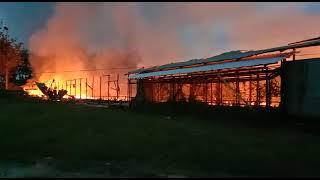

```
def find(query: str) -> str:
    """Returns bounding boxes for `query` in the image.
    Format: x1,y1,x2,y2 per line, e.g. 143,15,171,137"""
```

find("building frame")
127,37,320,110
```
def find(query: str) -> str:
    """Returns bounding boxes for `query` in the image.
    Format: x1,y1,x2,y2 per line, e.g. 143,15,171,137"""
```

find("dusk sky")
1,2,320,66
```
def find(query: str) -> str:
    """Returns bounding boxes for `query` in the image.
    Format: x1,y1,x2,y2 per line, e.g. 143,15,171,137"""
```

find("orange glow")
23,88,43,97
23,70,127,100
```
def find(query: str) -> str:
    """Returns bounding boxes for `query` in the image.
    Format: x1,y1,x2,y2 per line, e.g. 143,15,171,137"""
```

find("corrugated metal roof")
129,38,320,75
128,51,250,74
128,56,284,79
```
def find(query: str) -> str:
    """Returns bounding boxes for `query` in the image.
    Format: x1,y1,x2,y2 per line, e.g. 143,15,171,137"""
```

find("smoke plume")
28,2,320,97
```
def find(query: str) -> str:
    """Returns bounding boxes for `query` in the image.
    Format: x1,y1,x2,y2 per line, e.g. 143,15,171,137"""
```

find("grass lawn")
0,97,320,177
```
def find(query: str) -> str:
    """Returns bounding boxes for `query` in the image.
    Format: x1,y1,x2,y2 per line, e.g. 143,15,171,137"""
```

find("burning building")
127,37,320,117
23,73,125,101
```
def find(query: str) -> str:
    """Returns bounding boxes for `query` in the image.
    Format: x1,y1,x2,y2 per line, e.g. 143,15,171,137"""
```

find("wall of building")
283,58,320,117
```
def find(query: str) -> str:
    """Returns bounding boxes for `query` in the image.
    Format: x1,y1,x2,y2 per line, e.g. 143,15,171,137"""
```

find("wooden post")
107,75,110,100
85,78,87,99
128,79,131,101
69,80,71,96
92,76,94,98
210,82,213,105
117,74,119,100
280,59,287,111
74,79,76,97
189,82,194,102
127,75,129,101
172,81,176,101
236,72,240,106
249,74,252,106
79,78,82,99
100,76,102,100
157,83,160,101
215,82,220,105
220,80,223,105
266,67,271,107
256,74,260,106
204,83,208,103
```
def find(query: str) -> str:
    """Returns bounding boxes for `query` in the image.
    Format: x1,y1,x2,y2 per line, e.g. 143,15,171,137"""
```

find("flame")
23,71,126,100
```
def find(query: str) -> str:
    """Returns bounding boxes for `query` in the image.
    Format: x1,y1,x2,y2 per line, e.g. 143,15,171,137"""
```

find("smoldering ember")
1,2,320,178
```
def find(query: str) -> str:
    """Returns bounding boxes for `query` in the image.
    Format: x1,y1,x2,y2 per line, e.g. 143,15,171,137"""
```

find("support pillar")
117,74,119,100
107,75,110,100
204,82,208,103
236,72,240,106
266,67,271,107
69,80,71,96
256,74,260,106
210,82,213,105
249,74,252,106
85,78,87,99
100,76,102,100
80,78,82,99
92,76,94,98
127,75,130,101
74,79,76,97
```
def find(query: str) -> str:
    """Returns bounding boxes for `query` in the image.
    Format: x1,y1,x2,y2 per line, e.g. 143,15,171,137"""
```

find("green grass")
0,97,320,177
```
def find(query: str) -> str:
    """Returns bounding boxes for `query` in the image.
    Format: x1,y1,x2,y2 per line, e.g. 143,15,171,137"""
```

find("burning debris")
23,79,68,101
22,74,126,101
35,81,68,101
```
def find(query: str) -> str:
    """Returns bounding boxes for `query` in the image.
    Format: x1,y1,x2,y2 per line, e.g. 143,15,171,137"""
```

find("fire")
23,70,127,101
22,81,43,97
24,88,43,97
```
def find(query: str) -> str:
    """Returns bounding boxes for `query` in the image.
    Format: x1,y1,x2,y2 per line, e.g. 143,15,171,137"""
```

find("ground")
0,97,320,177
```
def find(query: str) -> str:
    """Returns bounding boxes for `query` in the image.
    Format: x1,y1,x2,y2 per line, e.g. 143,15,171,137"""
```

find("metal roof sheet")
128,56,284,79
128,51,250,74
129,38,320,75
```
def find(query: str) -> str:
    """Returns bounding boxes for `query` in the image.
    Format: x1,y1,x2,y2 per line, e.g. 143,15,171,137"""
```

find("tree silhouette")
0,23,25,89
10,49,33,86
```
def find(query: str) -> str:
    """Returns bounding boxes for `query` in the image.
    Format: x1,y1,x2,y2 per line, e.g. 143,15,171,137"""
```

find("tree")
0,24,24,90
10,49,33,86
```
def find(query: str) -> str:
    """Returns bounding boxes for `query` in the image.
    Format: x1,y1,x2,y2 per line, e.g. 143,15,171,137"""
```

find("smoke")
28,2,320,90
28,2,183,78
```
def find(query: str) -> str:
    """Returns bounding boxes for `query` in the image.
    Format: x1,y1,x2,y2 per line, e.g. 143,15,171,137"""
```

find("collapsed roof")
128,37,320,79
